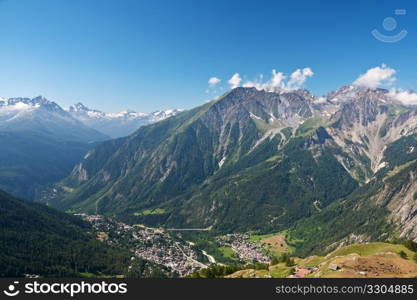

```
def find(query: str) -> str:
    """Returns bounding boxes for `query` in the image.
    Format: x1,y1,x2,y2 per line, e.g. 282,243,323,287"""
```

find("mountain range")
0,96,108,142
41,85,417,256
68,102,182,138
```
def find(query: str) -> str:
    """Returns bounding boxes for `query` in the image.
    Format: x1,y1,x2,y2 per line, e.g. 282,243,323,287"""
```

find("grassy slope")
226,242,417,278
305,243,417,278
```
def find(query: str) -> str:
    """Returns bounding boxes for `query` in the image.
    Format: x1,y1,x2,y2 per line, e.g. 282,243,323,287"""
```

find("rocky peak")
329,87,395,129
0,96,63,113
328,85,390,104
212,87,314,123
69,102,91,113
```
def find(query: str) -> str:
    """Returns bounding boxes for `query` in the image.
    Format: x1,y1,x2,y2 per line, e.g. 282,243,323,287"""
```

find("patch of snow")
249,112,262,120
375,161,387,172
218,156,227,168
84,151,92,159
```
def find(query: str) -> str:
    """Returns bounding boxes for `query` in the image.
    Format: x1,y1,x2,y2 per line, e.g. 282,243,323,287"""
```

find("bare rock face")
373,169,417,241
324,86,417,181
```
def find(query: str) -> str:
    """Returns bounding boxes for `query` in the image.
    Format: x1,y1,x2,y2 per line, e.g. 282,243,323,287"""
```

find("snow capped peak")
68,102,182,121
70,102,91,112
31,95,51,105
0,97,41,113
68,102,106,119
106,109,149,119
151,108,183,120
66,103,183,138
0,96,65,114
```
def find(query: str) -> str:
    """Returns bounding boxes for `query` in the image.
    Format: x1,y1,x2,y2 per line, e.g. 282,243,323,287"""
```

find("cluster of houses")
217,233,270,263
78,214,206,276
286,266,318,278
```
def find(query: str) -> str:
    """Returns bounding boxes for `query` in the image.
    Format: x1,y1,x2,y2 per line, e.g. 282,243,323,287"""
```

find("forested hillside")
0,190,167,277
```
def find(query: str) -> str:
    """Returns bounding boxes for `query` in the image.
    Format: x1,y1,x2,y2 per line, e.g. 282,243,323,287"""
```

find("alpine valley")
3,85,417,278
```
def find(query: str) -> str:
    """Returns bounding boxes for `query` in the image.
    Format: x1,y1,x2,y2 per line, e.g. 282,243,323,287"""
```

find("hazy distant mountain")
0,96,108,142
68,102,183,138
45,86,417,256
0,96,108,199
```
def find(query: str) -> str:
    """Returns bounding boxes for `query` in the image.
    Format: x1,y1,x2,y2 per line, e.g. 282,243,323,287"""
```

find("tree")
285,258,295,267
270,256,279,266
399,250,408,259
403,240,417,252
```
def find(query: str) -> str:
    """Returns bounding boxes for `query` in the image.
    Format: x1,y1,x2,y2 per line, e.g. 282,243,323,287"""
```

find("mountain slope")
161,131,357,232
0,131,93,199
68,102,182,138
0,189,132,277
287,133,417,257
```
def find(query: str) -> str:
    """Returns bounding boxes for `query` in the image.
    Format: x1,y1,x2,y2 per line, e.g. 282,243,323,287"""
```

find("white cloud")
228,73,242,89
243,70,286,92
269,70,287,91
287,68,314,90
313,96,327,104
240,68,313,92
209,68,313,93
208,77,221,87
352,65,417,105
353,64,396,88
388,89,417,105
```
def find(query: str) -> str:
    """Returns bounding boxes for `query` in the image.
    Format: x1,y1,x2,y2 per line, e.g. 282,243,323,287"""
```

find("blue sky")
0,0,416,112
